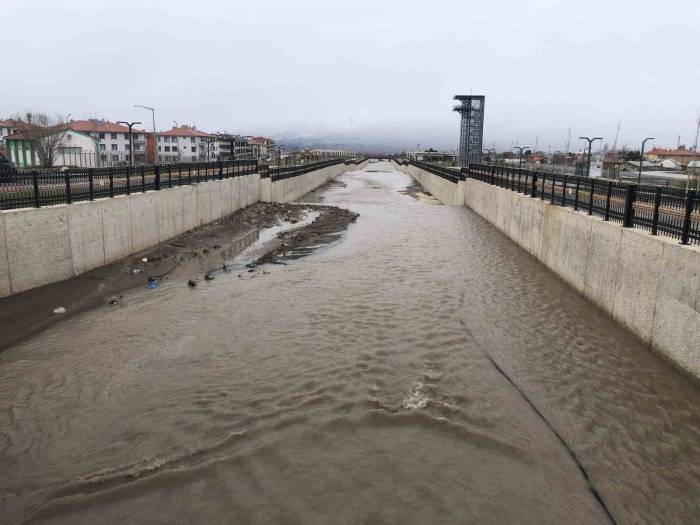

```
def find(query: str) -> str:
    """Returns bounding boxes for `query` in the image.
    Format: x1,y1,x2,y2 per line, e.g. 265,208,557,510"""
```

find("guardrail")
266,158,348,182
468,163,700,246
0,158,362,211
406,159,464,183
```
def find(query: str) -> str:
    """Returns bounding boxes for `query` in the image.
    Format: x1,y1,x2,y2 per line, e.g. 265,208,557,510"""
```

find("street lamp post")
513,146,529,168
117,121,142,166
579,136,602,177
638,137,654,184
134,105,157,164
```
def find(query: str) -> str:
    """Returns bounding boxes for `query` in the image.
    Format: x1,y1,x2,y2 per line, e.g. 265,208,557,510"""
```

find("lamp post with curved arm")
579,136,602,178
134,105,157,163
638,137,654,184
513,146,529,168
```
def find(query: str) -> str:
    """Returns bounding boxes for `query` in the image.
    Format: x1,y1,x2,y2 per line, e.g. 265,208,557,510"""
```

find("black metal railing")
0,158,359,211
265,158,350,182
408,159,464,183
468,163,700,245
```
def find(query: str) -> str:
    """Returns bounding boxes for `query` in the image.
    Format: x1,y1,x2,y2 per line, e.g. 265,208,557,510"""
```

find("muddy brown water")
1,162,700,524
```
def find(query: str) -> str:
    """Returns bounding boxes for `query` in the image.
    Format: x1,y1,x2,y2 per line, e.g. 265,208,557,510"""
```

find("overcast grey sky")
3,0,699,152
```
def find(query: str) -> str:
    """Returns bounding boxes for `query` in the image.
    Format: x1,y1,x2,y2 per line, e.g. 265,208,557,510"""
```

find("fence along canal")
0,158,366,211
397,159,700,245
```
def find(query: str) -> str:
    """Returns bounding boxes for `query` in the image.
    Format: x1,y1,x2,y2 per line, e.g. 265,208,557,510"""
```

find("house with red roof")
69,119,148,164
158,125,218,162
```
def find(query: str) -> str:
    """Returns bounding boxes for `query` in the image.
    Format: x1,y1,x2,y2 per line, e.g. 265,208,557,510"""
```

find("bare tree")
12,111,67,167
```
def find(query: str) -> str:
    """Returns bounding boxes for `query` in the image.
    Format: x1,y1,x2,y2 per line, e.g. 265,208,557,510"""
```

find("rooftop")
160,126,213,138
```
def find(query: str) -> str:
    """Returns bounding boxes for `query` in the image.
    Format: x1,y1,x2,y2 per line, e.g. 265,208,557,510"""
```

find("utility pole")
134,105,157,163
117,121,142,166
579,136,602,178
638,137,654,184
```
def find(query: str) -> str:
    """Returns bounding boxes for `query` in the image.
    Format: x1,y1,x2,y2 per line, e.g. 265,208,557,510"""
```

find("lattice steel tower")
453,95,485,167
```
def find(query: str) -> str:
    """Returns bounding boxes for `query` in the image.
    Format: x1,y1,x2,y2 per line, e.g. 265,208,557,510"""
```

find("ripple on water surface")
1,162,699,524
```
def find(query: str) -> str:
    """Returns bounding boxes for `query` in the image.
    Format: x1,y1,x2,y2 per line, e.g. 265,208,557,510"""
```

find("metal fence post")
680,190,697,245
531,171,538,197
574,178,580,210
218,161,224,180
588,179,595,215
140,165,146,192
651,187,661,235
561,175,568,207
65,171,72,204
126,167,131,195
88,171,94,201
154,165,161,191
32,171,40,208
604,181,613,221
622,184,637,227
109,167,114,198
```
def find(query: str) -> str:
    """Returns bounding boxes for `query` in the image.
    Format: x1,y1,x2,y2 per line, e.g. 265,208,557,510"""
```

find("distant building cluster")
0,116,304,168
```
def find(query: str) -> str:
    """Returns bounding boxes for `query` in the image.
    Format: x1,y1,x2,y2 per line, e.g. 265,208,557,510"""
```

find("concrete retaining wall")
0,161,357,297
464,178,700,379
0,174,258,297
263,163,357,203
401,163,700,379
395,163,465,205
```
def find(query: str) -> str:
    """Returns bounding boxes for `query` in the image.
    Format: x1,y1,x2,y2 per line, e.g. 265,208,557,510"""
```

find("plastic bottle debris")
146,277,159,289
141,257,148,263
131,268,142,274
53,307,66,314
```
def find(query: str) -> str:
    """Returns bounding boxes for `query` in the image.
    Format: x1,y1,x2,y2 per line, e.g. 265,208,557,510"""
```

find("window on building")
191,147,196,152
158,146,161,152
99,133,105,139
112,155,119,161
111,133,117,140
99,144,106,151
191,137,195,143
111,144,118,151
123,133,129,140
164,146,170,152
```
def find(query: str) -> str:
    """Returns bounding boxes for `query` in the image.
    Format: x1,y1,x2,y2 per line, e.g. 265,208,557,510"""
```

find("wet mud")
0,202,357,352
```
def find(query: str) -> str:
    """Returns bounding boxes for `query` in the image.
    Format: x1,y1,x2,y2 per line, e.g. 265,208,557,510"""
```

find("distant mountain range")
273,132,414,155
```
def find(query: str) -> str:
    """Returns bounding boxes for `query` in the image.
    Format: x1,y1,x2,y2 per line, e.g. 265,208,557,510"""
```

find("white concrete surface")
3,207,73,293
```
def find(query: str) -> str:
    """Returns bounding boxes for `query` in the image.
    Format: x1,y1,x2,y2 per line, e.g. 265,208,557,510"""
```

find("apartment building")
216,133,253,160
69,119,147,164
158,126,218,163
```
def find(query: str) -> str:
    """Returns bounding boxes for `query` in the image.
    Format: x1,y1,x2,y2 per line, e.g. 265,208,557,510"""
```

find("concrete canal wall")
0,162,363,298
398,163,465,206
402,163,700,380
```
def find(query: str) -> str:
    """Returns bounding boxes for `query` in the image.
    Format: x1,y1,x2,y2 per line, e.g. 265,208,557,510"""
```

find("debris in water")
131,268,142,274
146,277,159,289
245,263,256,269
52,307,66,314
204,273,215,281
141,257,148,263
187,279,197,287
108,296,119,305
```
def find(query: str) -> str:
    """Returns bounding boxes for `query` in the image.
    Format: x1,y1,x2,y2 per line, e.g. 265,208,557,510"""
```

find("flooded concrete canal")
1,162,700,524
